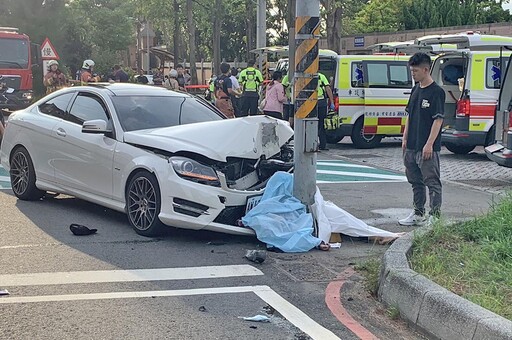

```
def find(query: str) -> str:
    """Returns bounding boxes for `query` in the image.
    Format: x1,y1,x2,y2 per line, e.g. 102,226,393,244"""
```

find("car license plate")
245,195,263,214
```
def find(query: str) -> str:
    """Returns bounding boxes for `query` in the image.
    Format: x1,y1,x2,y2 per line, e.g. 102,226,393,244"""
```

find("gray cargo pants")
403,149,442,217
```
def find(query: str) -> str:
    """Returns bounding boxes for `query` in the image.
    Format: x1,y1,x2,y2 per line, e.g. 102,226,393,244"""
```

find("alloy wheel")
127,177,157,231
11,151,30,196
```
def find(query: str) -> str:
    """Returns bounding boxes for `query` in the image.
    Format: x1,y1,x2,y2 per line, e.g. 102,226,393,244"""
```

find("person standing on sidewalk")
239,60,263,116
399,52,445,226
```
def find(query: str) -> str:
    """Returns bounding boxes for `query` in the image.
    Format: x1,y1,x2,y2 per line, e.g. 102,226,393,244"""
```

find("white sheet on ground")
313,188,403,243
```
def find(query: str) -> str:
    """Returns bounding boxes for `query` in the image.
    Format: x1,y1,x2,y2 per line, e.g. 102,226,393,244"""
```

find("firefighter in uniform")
43,60,67,94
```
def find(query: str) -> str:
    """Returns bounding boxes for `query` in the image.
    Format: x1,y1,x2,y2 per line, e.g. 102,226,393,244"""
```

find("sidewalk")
313,154,500,339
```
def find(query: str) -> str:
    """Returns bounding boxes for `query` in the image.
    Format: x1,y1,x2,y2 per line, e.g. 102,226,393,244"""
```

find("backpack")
214,75,229,99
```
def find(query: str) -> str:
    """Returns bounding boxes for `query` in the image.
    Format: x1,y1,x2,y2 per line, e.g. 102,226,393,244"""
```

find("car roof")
68,83,188,97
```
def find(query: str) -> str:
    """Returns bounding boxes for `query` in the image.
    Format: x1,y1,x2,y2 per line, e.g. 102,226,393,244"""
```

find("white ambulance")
415,32,512,154
271,48,414,148
485,49,512,167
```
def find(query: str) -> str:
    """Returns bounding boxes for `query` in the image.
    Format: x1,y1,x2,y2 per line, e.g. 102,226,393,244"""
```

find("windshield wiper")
0,60,23,68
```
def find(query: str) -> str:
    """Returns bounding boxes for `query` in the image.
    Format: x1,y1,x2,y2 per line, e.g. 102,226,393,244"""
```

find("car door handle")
56,128,66,137
403,91,412,95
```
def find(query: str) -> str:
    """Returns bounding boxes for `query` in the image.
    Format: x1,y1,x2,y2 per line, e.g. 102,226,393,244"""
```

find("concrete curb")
378,227,512,340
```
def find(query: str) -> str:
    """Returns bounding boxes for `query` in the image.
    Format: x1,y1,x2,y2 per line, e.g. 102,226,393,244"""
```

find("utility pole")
293,0,320,206
256,0,268,78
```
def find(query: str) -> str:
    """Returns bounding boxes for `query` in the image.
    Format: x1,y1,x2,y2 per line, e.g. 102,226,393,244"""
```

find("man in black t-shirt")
214,62,235,118
399,53,445,227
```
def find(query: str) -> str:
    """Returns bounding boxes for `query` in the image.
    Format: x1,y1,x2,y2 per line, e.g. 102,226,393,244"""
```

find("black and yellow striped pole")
292,0,320,205
261,54,269,80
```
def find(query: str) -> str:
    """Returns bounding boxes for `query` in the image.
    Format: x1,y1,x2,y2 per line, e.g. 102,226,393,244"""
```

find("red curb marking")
325,267,379,340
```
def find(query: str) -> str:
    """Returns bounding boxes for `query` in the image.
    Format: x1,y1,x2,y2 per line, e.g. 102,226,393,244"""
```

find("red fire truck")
0,27,40,111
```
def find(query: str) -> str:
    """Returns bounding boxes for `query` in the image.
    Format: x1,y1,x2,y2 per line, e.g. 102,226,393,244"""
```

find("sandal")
317,241,330,251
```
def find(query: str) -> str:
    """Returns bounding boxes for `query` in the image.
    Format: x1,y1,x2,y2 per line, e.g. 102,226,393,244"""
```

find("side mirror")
82,119,111,134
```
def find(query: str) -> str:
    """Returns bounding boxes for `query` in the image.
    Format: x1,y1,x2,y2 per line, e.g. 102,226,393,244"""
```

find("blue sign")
491,65,501,81
354,37,365,48
355,67,364,81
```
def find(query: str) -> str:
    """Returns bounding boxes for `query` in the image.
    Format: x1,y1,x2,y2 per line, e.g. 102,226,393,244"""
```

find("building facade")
339,22,512,55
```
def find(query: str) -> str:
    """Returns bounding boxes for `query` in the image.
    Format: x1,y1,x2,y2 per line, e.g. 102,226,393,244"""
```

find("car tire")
444,143,475,155
350,117,383,149
126,170,166,237
9,146,45,200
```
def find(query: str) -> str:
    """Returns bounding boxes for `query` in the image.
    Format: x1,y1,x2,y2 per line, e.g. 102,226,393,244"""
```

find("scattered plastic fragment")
198,306,207,312
239,315,271,322
329,242,342,249
0,289,9,296
245,250,267,264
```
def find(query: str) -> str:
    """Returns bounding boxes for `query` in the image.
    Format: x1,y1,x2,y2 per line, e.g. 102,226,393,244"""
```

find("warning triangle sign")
40,37,60,60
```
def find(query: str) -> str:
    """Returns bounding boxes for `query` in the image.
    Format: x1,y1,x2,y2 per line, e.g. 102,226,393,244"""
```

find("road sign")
40,37,60,60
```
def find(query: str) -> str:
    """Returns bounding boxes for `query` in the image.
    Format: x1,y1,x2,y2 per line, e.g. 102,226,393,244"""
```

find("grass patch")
356,257,381,297
411,195,512,320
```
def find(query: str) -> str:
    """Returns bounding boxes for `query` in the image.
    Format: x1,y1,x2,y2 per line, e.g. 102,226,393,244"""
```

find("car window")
352,62,364,87
319,59,337,85
180,97,225,125
112,96,223,132
68,93,109,125
486,58,509,89
366,63,389,87
38,93,74,118
364,62,412,88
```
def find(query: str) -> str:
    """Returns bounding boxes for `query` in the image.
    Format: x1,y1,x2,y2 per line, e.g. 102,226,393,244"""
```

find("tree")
353,0,411,33
186,0,198,84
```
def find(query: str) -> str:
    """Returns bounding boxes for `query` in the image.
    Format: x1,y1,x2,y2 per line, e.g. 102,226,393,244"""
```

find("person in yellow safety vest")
317,72,335,151
238,60,264,116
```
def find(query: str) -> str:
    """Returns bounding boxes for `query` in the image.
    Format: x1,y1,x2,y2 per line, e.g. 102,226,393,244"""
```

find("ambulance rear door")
361,60,412,136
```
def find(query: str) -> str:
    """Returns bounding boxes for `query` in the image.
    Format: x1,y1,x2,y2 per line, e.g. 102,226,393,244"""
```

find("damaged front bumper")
158,142,294,235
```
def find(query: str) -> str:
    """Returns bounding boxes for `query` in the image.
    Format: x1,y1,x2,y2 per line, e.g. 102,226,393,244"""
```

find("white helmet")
82,59,95,70
170,69,178,78
48,60,59,67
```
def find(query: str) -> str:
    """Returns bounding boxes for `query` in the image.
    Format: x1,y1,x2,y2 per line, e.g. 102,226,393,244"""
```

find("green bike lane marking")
0,160,407,189
0,165,10,189
317,160,407,184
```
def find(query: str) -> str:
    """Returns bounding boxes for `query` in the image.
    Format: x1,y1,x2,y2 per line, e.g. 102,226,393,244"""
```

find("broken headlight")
170,157,220,187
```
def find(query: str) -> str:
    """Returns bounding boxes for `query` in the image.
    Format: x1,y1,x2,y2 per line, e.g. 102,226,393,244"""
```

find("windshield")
112,95,224,132
0,38,29,69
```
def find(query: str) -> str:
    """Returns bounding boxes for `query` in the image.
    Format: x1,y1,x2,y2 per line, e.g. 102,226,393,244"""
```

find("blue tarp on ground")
242,172,322,252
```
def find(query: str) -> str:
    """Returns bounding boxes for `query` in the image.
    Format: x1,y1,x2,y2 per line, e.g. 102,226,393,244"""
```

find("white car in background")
0,84,294,236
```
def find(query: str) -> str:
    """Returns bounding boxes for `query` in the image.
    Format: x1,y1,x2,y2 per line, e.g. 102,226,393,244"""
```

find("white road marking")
0,265,263,286
317,179,405,184
0,285,340,340
317,169,407,180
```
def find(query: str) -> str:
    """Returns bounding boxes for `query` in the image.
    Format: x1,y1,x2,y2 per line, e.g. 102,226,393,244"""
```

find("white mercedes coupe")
0,84,294,236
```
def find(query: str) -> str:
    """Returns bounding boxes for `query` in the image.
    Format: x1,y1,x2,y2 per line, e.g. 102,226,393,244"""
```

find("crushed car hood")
123,116,294,162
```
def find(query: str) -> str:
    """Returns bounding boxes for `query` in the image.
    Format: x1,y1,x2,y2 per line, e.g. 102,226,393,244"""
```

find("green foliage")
355,257,381,296
411,195,512,320
353,0,411,33
352,0,512,33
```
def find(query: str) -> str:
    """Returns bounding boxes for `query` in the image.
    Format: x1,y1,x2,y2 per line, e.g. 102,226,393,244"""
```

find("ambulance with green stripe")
328,54,413,148
273,49,414,148
416,32,512,154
